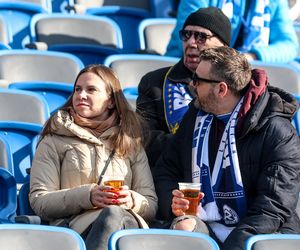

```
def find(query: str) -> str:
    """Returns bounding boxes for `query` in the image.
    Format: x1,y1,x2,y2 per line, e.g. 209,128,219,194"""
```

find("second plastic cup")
178,182,202,215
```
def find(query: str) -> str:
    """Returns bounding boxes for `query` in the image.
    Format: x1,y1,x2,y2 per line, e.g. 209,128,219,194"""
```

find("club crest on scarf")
191,98,247,227
164,77,192,134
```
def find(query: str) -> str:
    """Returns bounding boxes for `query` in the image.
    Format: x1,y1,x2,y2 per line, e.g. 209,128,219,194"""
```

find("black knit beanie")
182,7,231,46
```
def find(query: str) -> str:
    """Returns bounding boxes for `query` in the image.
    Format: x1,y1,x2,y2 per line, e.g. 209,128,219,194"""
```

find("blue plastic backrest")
138,17,176,50
0,224,87,250
103,53,179,67
87,6,150,52
29,13,123,48
0,122,43,184
9,81,73,115
0,2,48,48
109,229,220,250
245,234,300,250
0,167,17,223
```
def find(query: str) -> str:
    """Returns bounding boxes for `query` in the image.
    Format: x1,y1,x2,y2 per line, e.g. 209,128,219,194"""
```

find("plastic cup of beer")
178,182,201,216
102,175,125,192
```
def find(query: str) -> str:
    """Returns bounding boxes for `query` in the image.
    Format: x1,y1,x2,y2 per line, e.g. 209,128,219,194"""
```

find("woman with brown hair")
29,64,157,250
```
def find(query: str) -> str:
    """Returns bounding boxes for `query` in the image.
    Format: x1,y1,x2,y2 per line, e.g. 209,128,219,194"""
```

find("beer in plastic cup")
102,175,125,192
178,182,201,215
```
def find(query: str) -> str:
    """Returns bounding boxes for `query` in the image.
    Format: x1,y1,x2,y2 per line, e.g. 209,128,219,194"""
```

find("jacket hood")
238,69,299,136
50,110,119,145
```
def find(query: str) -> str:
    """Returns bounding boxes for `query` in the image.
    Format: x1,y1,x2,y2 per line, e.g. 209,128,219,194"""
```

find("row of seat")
0,223,300,250
0,1,176,52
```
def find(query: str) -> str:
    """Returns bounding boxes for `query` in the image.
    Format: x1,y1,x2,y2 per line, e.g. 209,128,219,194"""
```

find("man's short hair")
199,47,252,93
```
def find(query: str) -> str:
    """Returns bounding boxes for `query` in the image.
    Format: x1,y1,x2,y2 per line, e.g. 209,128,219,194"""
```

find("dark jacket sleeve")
223,117,300,250
152,104,197,221
136,67,172,167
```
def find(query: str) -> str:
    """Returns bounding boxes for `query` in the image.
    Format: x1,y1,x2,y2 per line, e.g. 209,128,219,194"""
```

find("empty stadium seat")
138,18,176,55
0,50,83,88
87,6,150,53
0,224,86,250
108,229,220,250
251,60,300,95
9,81,73,114
104,54,179,108
0,89,48,184
0,167,17,223
104,54,179,89
28,13,123,65
0,2,48,48
245,234,300,250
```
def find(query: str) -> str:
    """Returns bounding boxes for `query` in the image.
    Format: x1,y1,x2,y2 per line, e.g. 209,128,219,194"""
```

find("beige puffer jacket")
29,110,158,234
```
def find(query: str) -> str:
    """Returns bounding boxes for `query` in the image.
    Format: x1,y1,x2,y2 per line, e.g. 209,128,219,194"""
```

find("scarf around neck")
69,107,119,138
191,97,247,241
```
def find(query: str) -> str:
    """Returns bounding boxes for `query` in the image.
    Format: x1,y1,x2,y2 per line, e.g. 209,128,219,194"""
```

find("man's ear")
215,81,228,98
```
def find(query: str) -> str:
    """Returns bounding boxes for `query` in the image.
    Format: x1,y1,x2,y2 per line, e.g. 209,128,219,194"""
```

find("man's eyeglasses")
179,30,215,43
192,73,221,86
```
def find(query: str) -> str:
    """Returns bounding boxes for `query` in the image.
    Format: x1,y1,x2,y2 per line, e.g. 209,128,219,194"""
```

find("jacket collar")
51,110,119,146
167,58,194,84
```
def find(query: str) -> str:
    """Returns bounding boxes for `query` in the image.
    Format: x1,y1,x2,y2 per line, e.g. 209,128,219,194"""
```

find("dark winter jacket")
153,69,300,250
136,59,194,167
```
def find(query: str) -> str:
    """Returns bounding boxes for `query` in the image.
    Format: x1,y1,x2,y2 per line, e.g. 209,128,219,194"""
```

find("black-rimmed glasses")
179,30,215,43
192,72,221,86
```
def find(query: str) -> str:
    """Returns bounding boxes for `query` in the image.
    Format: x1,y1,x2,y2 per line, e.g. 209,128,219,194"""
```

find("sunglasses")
179,30,215,43
192,73,221,86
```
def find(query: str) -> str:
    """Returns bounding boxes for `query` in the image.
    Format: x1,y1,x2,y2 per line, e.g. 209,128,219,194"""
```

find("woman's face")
72,72,114,120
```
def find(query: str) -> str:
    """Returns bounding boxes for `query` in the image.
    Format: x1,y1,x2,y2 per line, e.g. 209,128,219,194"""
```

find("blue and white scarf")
163,68,192,134
192,98,247,242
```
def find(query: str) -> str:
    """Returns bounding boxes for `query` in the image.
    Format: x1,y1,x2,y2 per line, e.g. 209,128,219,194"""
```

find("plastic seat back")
0,167,17,223
0,2,47,48
0,224,86,250
139,18,176,55
87,6,150,52
109,229,220,250
104,54,179,88
9,81,73,114
0,122,43,184
0,50,83,87
251,61,300,95
30,13,123,48
245,234,300,250
0,89,50,124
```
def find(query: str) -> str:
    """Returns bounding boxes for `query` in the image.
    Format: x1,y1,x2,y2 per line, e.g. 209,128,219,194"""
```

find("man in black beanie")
136,7,231,171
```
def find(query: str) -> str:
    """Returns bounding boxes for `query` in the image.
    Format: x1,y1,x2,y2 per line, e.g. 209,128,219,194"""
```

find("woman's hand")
115,185,134,209
90,185,134,209
90,184,119,208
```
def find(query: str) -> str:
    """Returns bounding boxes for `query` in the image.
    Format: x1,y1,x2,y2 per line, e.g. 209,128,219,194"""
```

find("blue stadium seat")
0,167,17,224
245,234,300,250
138,18,176,55
0,122,43,184
104,54,179,89
28,13,123,65
0,2,48,48
87,6,150,53
9,81,73,114
0,224,86,250
0,50,84,88
109,229,220,250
